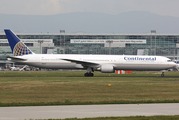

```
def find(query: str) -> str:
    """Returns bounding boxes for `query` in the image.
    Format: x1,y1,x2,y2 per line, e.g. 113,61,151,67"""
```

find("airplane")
4,29,177,77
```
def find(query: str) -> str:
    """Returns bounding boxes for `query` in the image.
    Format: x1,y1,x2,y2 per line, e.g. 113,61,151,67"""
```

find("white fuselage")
9,54,176,71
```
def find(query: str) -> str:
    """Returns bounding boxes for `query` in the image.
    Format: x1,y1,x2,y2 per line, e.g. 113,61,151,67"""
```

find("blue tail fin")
4,29,33,56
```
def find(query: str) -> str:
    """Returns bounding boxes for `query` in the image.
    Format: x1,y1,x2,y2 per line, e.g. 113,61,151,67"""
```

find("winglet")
4,29,33,56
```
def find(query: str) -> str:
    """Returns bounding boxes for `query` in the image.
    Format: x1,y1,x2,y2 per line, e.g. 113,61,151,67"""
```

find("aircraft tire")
84,73,88,77
84,73,94,77
89,73,94,77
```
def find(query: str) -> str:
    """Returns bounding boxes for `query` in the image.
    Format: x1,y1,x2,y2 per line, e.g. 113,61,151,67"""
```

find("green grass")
37,115,179,120
0,70,179,77
0,71,179,106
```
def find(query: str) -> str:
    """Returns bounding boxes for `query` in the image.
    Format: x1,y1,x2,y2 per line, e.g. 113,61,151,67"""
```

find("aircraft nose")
169,62,176,67
173,62,177,66
169,62,178,70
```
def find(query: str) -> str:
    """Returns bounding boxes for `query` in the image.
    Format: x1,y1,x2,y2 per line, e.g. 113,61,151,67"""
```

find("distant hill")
1,11,179,34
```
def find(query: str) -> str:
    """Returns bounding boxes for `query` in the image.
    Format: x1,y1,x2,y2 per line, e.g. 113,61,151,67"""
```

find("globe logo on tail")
13,41,33,56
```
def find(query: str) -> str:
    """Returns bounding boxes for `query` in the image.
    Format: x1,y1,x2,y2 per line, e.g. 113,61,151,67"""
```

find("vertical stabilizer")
4,29,33,56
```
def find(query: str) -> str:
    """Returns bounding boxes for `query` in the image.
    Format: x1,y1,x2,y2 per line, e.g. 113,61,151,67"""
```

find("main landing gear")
161,72,164,77
84,72,94,77
84,67,94,77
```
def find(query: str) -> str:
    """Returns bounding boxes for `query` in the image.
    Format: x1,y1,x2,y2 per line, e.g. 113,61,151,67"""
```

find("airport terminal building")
0,31,179,68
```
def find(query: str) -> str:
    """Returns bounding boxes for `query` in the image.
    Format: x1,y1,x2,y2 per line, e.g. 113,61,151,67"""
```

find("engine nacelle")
99,64,115,73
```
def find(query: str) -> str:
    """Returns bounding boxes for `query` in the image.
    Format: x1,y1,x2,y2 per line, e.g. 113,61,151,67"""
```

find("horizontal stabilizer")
5,56,27,61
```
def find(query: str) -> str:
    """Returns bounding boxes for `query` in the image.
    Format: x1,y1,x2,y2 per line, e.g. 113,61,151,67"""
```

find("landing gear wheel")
85,67,94,77
84,73,88,77
161,72,164,77
89,73,94,77
84,72,94,77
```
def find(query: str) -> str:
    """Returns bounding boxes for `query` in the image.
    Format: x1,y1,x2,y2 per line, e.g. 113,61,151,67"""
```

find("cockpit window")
167,60,172,62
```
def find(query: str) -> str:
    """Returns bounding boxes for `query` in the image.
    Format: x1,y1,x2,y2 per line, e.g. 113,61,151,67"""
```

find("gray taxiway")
0,103,179,120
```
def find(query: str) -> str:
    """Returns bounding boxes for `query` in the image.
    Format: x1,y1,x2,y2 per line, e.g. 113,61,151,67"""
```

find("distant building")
0,32,179,67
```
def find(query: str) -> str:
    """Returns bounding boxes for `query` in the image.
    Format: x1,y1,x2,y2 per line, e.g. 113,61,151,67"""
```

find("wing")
61,58,100,68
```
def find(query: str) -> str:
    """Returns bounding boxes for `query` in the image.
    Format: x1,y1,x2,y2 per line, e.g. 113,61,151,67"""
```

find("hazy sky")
0,0,179,17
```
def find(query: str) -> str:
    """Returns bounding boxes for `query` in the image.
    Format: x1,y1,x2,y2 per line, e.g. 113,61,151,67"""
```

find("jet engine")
98,64,115,73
